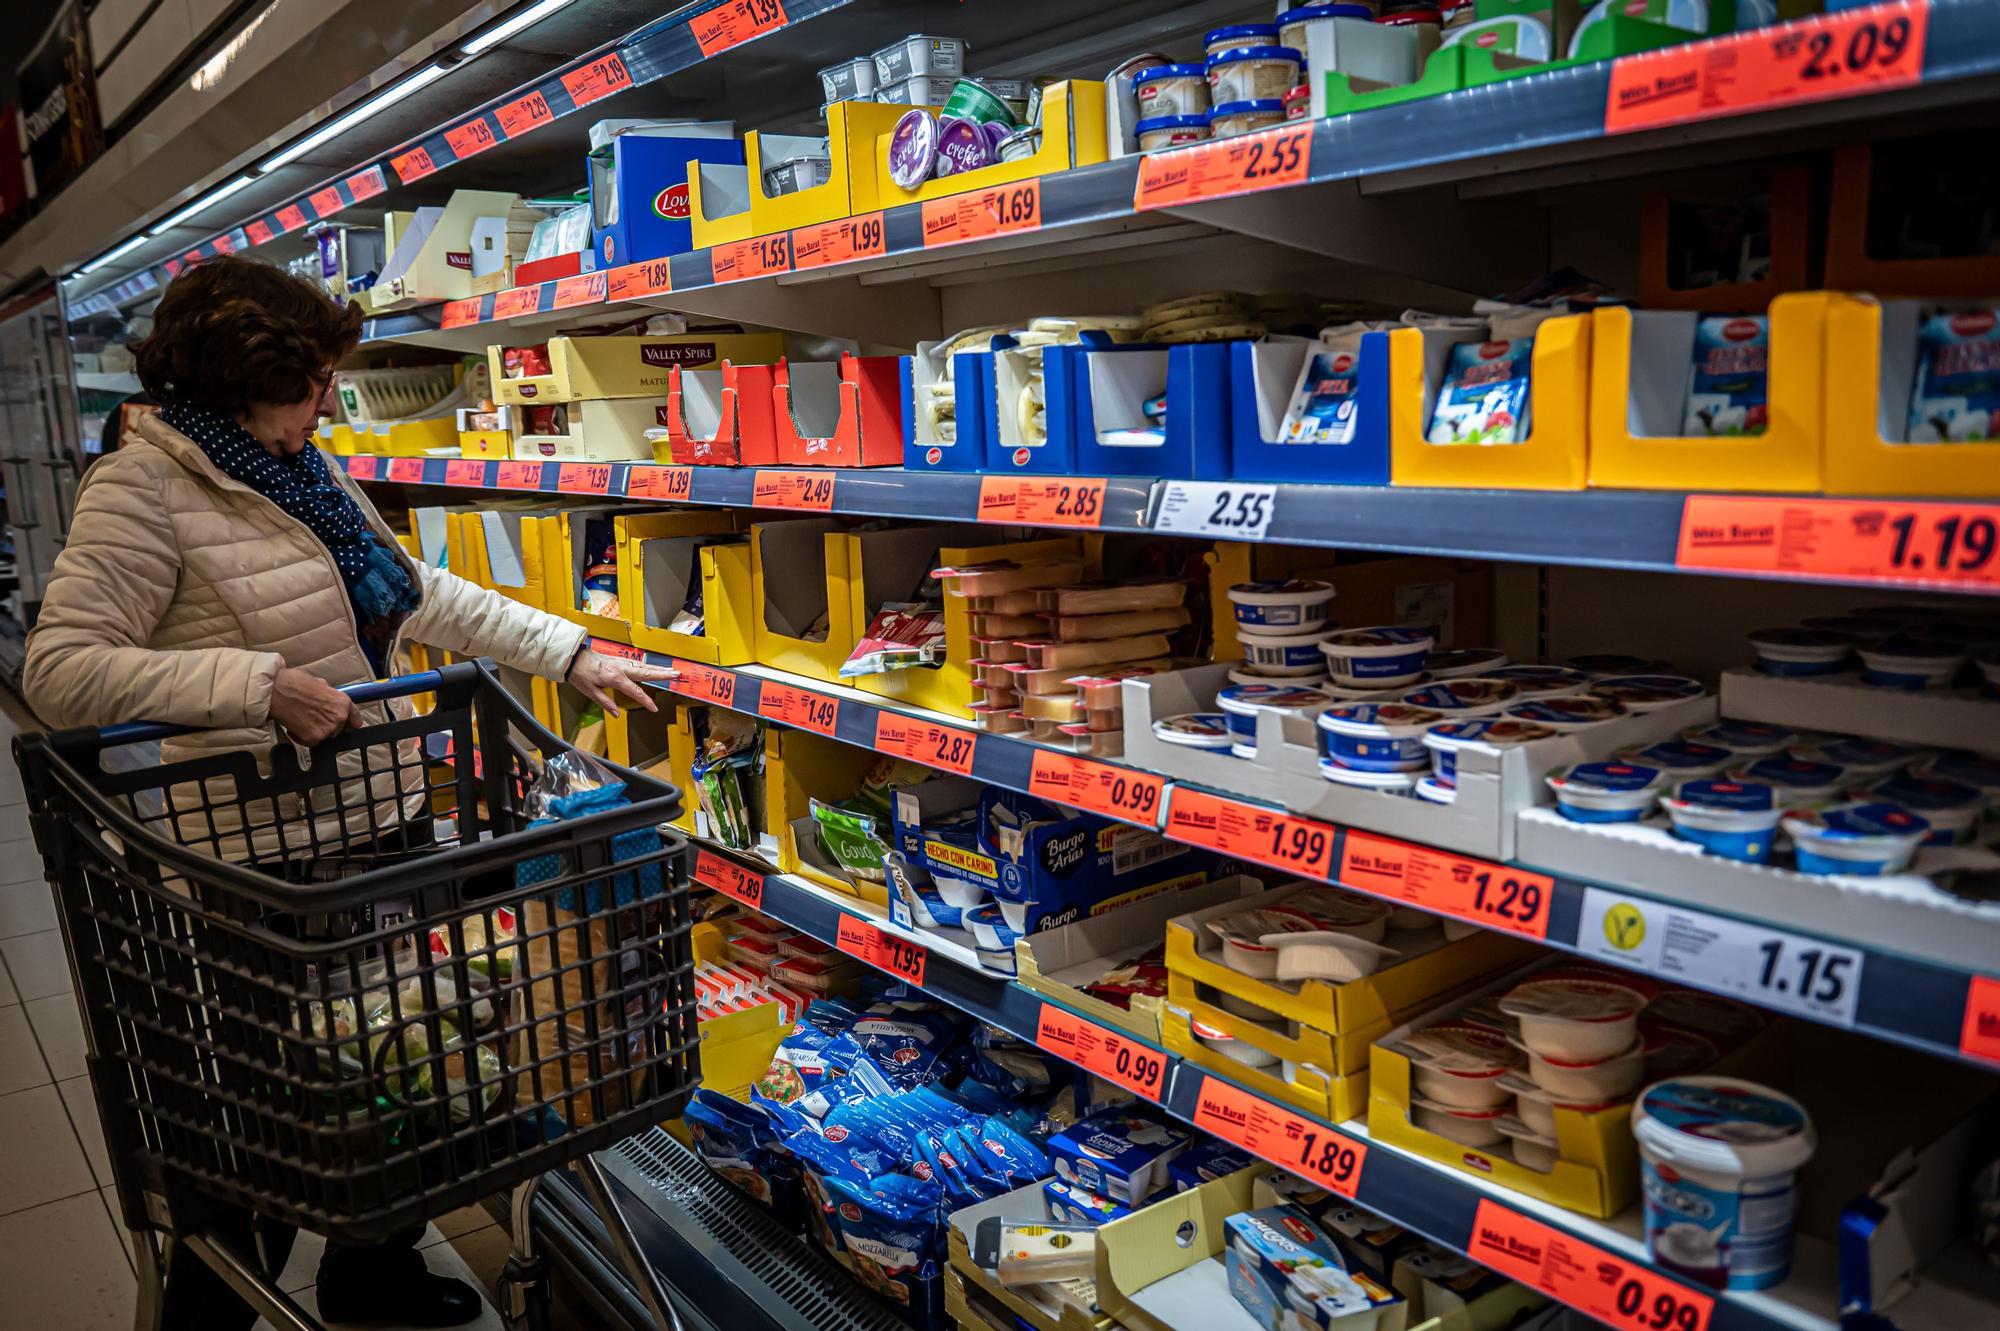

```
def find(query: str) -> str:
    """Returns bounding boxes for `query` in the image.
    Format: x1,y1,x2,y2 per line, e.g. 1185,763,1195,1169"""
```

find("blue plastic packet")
1683,315,1769,437
1427,338,1533,444
1908,308,2000,442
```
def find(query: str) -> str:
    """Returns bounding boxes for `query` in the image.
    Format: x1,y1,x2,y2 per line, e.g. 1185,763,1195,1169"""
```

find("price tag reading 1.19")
837,916,928,985
1027,750,1164,825
1677,495,2000,592
1166,788,1335,880
1036,1005,1165,1102
1194,1078,1366,1197
1151,480,1278,541
693,848,764,910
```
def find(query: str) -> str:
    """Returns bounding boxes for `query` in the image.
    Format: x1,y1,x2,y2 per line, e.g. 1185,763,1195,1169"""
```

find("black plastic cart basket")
12,661,698,1331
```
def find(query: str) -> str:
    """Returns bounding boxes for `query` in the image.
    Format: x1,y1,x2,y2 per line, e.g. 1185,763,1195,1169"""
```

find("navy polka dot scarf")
163,405,421,672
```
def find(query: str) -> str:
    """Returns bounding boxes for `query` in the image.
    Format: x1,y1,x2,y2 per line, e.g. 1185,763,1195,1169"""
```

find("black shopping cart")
13,662,698,1331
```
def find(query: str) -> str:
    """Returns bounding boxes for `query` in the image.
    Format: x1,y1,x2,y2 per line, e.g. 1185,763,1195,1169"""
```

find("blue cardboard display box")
590,128,744,270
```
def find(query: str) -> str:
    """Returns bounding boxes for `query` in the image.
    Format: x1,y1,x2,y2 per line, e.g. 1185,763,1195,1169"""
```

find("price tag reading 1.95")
1027,750,1164,825
1194,1077,1366,1197
1677,495,2000,592
874,714,976,775
836,916,928,985
1166,788,1335,880
693,848,764,910
1036,1005,1165,1102
1470,1201,1712,1331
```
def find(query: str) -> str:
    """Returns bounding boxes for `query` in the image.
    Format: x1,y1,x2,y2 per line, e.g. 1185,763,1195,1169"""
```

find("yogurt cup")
1566,654,1675,678
1208,98,1288,138
1859,638,1967,690
1481,664,1592,697
1506,1076,1619,1139
1191,1016,1279,1069
1320,763,1419,795
1546,761,1666,823
1240,625,1334,677
1229,663,1326,688
1205,45,1303,106
1320,626,1435,688
1783,802,1930,875
1503,696,1626,733
1210,896,1391,979
1500,975,1647,1062
1412,1098,1507,1147
1632,1077,1816,1291
1789,737,1924,782
1316,703,1443,772
1746,627,1855,677
1203,22,1280,55
1422,718,1554,788
1801,614,1902,642
1154,712,1236,754
1227,578,1336,631
1733,757,1848,807
1217,683,1330,758
1521,1040,1647,1101
1132,64,1211,117
1867,774,1983,845
1502,1124,1560,1172
1401,678,1518,717
1134,114,1211,153
1663,780,1783,863
1395,1019,1522,1109
1684,720,1796,759
1426,647,1509,678
1620,740,1734,781
1588,674,1708,712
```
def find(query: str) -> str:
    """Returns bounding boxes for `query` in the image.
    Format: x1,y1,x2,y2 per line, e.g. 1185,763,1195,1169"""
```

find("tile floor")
0,690,603,1330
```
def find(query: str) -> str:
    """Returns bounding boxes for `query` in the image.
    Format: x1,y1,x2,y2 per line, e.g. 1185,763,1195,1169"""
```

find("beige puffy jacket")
25,413,586,862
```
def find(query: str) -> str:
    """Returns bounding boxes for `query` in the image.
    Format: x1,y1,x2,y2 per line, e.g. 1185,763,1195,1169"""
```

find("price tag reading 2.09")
1195,1078,1365,1196
1036,1005,1165,1102
1027,751,1164,825
837,916,928,985
1167,788,1335,880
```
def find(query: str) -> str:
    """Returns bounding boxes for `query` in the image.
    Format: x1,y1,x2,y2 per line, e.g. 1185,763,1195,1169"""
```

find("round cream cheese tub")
1504,695,1627,733
1426,647,1509,678
1227,577,1337,631
1239,625,1335,676
1867,774,1983,845
1398,1019,1521,1109
1402,677,1518,718
1206,45,1303,106
1423,718,1554,789
1685,720,1797,759
1506,1076,1619,1139
1316,702,1442,772
1792,737,1926,782
1134,115,1209,153
1481,664,1591,697
1503,1125,1560,1173
1321,625,1436,688
1587,674,1707,713
1412,1097,1508,1147
1565,653,1674,678
1154,712,1236,755
1208,98,1288,139
1646,987,1767,1049
1859,637,1966,690
1522,1039,1647,1101
1320,763,1419,797
1270,929,1397,982
1500,973,1648,1062
1203,22,1279,56
1746,627,1855,677
1131,63,1211,117
1229,663,1328,688
1208,893,1391,980
1191,1015,1279,1068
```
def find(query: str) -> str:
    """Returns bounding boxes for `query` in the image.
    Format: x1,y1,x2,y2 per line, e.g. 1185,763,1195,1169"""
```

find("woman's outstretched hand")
568,651,678,719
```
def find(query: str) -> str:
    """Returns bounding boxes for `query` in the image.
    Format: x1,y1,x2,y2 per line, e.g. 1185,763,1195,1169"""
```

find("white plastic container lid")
1631,1076,1816,1179
1227,578,1335,610
1154,713,1234,749
1319,762,1418,792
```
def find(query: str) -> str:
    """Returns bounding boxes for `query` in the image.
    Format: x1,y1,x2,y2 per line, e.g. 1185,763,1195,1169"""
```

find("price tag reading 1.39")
1036,1005,1165,1102
1194,1078,1366,1197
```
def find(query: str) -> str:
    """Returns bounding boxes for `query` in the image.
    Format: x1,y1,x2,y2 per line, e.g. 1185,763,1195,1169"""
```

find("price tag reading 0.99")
1036,1005,1165,1102
1470,1201,1712,1331
1166,788,1335,880
1194,1078,1366,1197
1027,751,1164,825
1677,495,2000,592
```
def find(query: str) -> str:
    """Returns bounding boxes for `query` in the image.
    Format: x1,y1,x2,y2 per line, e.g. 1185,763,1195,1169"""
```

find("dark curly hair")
133,255,362,414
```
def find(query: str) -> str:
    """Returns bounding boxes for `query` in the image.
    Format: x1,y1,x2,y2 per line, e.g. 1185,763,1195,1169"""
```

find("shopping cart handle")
94,670,449,746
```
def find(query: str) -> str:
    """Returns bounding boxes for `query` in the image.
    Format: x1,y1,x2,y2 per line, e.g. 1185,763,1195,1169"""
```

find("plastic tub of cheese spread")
1402,677,1518,718
1733,756,1848,807
1154,712,1236,754
1859,637,1967,690
1501,974,1647,1062
1414,776,1454,803
1503,696,1626,733
1192,1016,1279,1069
887,109,941,189
1588,674,1707,712
933,118,993,176
1867,774,1982,845
1320,763,1419,796
1685,720,1796,758
1427,647,1509,678
1228,663,1326,688
1204,22,1280,56
1423,718,1553,788
819,57,877,103
1915,753,2000,817
1396,1020,1521,1108
1782,802,1930,875
1663,780,1783,862
963,904,1022,975
1621,740,1733,781
1547,761,1666,823
1321,626,1435,688
1521,1039,1647,1101
1208,99,1289,138
1747,627,1856,676
1209,896,1390,978
1240,626,1335,676
1132,64,1211,117
1633,1077,1816,1291
996,125,1043,161
1791,737,1924,782
1217,683,1329,758
1480,664,1591,697
1206,46,1303,105
1506,1075,1620,1139
1412,1098,1507,1147
1228,578,1336,630
1317,703,1441,771
1501,1123,1560,1172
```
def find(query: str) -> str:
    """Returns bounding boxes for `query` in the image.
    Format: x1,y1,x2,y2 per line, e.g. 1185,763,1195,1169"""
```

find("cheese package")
1907,307,2000,443
1047,1106,1191,1204
1043,1176,1136,1225
1682,315,1769,437
1427,338,1533,445
1226,1204,1407,1330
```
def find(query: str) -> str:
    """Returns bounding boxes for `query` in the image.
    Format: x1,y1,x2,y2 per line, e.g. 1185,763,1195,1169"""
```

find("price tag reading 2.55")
760,683,838,736
875,714,977,775
1470,1201,1712,1331
1167,788,1334,880
1027,751,1164,825
1195,1077,1366,1197
1341,830,1552,939
837,916,928,985
1134,122,1310,210
1677,495,2000,592
1037,1005,1165,1102
693,848,764,910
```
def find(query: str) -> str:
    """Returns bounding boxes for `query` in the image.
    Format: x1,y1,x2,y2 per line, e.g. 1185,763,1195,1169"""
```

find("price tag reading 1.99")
1036,1005,1165,1102
1166,788,1335,880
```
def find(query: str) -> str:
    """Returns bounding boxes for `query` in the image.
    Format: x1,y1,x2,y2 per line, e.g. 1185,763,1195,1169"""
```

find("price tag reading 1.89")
1036,1005,1165,1102
1194,1078,1366,1197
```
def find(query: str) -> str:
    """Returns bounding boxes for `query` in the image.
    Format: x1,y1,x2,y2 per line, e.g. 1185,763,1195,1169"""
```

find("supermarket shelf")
604,649,2000,1071
73,372,142,395
343,452,1996,592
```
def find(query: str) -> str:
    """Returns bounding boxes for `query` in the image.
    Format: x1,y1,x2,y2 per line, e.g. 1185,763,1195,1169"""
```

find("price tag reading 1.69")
1036,1005,1165,1101
1027,750,1164,825
1194,1078,1366,1197
921,180,1041,247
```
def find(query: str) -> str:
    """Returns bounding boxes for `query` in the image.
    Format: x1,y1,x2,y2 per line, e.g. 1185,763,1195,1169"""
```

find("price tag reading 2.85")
875,714,976,775
1036,1005,1165,1102
977,476,1107,528
1027,751,1164,825
1194,1078,1366,1197
693,849,764,910
837,916,928,985
1166,788,1335,879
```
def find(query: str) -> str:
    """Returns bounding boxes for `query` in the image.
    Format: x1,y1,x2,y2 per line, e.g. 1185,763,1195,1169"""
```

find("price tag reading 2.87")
875,714,976,775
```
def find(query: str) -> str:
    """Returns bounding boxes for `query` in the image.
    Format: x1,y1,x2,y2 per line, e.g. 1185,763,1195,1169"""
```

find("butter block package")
1907,307,2000,442
1427,339,1533,444
1226,1204,1406,1330
1682,315,1769,437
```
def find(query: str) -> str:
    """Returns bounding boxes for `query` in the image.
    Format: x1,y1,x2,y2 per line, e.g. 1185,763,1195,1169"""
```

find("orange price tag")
1133,122,1311,211
493,285,544,320
386,457,425,484
760,683,839,736
606,258,673,302
558,463,613,495
1960,976,2000,1066
440,298,484,329
1676,495,2000,592
181,251,204,271
245,219,274,246
1607,1,1925,134
1193,1077,1366,1197
590,638,646,661
1036,1005,1165,1102
1166,788,1335,880
690,0,789,56
874,713,977,776
561,53,632,108
344,167,387,203
977,476,1107,527
628,465,693,501
694,849,765,910
674,662,738,709
497,91,554,139
445,460,487,487
752,470,836,510
347,455,380,480
212,234,237,255
1469,1201,1712,1331
496,460,544,490
921,180,1041,247
711,233,791,283
275,205,309,233
1027,751,1164,825
445,117,497,161
309,186,343,218
552,272,607,309
791,212,885,270
391,146,437,183
836,916,928,986
1340,830,1552,940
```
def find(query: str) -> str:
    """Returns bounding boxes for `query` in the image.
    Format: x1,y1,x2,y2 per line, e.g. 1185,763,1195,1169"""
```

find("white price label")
1577,888,1862,1027
1151,481,1278,541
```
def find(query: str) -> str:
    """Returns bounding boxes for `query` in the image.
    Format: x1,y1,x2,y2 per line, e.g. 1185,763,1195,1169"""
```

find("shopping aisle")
0,693,580,1331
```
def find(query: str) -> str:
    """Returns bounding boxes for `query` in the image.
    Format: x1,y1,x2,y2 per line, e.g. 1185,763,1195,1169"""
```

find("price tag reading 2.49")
1036,1005,1165,1102
1195,1078,1366,1197
752,470,836,510
1341,830,1552,939
1166,788,1335,879
1027,751,1164,825
837,916,928,985
875,714,976,775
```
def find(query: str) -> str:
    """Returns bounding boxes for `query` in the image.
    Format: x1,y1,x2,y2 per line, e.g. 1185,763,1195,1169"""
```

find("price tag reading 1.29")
1036,1005,1165,1102
1152,480,1278,541
836,916,928,985
1677,495,2000,592
1027,750,1164,825
693,849,764,910
1341,830,1552,939
1166,788,1335,880
1194,1078,1366,1197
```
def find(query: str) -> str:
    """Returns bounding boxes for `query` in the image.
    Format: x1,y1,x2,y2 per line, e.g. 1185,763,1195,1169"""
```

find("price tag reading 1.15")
1677,495,2000,592
1027,750,1164,825
693,849,764,910
837,916,928,985
1151,480,1278,541
1166,788,1335,880
1470,1201,1712,1331
1036,1005,1165,1102
875,714,976,775
1194,1078,1366,1197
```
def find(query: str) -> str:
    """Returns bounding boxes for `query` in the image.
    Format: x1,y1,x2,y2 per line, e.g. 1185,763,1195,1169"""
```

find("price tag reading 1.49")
1027,750,1164,826
1036,1005,1165,1102
1470,1200,1712,1331
760,682,839,736
1166,788,1335,880
836,916,928,985
1677,495,2000,592
1194,1077,1366,1197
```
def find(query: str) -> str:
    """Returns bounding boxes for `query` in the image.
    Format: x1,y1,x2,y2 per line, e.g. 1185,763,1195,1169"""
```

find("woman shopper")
23,255,670,1328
